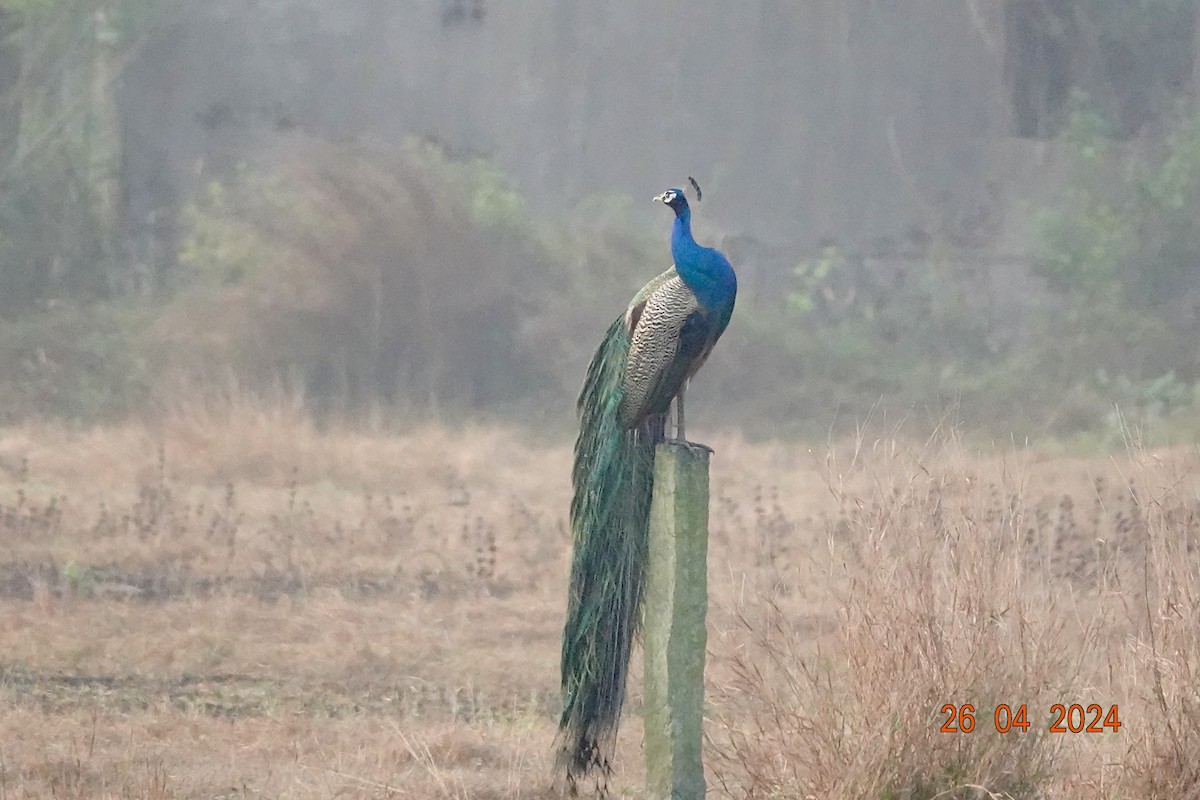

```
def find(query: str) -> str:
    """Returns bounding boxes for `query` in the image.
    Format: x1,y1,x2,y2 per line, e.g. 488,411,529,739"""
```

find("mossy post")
644,442,709,800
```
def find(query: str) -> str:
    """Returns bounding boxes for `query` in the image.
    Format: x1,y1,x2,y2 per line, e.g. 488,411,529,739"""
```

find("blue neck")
670,206,735,313
671,207,694,255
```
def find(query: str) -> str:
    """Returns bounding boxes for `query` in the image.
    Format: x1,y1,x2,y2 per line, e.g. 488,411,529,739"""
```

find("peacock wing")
616,274,711,429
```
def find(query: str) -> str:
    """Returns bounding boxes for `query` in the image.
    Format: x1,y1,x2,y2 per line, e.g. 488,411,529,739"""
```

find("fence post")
644,442,709,800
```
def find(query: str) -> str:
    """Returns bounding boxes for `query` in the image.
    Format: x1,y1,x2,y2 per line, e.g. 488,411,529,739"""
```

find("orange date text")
939,703,1120,733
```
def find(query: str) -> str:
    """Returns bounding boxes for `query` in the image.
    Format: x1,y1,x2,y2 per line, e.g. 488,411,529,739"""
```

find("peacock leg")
671,382,713,453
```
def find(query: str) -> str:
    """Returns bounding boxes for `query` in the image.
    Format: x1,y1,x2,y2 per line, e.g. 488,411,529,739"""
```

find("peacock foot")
665,438,714,455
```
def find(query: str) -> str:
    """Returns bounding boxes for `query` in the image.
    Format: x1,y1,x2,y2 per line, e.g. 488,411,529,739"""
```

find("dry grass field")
0,404,1198,798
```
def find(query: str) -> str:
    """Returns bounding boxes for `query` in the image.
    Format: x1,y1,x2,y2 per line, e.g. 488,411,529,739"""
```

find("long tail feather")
557,318,660,788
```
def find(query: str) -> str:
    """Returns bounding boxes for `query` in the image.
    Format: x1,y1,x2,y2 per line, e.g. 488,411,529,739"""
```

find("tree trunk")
0,10,21,164
1194,1,1200,105
90,7,122,282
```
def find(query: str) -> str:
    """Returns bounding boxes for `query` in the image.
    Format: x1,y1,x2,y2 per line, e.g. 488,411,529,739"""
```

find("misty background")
2,0,1200,443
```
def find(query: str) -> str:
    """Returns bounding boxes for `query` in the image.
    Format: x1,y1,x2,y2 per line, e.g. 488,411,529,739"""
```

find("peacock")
556,179,736,790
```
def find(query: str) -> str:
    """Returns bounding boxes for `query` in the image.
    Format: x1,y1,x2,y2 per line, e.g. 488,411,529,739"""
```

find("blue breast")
671,209,737,318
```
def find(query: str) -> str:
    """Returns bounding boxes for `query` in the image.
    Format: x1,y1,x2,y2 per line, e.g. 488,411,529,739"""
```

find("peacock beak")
653,192,669,203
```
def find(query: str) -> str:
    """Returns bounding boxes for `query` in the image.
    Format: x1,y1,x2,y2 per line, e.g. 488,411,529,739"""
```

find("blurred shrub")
717,99,1200,443
1033,98,1134,299
0,302,153,423
161,136,658,422
710,241,1007,439
0,0,165,315
1022,96,1200,438
4,96,1200,443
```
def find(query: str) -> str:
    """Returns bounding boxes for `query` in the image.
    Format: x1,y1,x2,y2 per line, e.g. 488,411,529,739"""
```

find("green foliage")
0,139,114,313
150,134,703,432
1033,94,1200,320
0,302,153,423
1032,96,1135,298
984,98,1200,438
1033,200,1132,297
0,0,160,41
398,139,528,230
1132,112,1200,307
787,244,844,317
6,109,1200,441
0,0,166,316
176,170,332,290
469,163,527,230
715,96,1200,443
0,0,54,14
62,561,99,597
1034,97,1200,359
166,137,610,417
177,181,249,285
3,0,1200,443
1060,92,1116,167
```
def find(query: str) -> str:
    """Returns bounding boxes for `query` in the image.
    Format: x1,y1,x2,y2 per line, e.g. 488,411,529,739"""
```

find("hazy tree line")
2,0,1200,443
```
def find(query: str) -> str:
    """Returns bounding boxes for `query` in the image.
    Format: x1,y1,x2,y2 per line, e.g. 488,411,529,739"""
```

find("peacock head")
653,187,689,217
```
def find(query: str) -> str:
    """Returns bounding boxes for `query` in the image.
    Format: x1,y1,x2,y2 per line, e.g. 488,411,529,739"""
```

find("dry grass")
0,406,1199,798
708,434,1200,799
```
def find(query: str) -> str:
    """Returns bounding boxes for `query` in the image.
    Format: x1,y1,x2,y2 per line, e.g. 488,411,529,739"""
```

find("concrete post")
643,442,709,800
